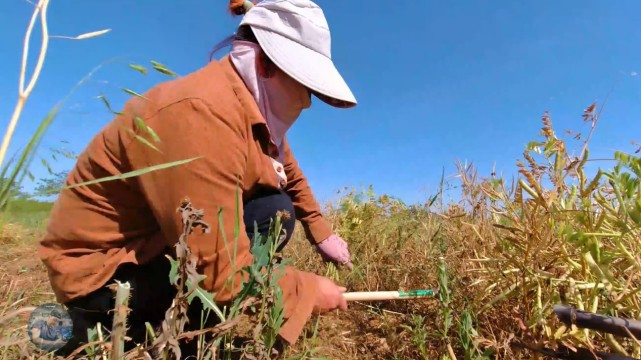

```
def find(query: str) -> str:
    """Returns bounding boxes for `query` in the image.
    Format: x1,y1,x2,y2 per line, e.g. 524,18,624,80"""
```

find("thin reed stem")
0,0,50,171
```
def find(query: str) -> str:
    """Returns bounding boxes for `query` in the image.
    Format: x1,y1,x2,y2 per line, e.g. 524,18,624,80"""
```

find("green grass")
1,199,53,231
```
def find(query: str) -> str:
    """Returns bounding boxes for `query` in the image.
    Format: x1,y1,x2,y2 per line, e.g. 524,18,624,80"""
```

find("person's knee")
244,190,296,249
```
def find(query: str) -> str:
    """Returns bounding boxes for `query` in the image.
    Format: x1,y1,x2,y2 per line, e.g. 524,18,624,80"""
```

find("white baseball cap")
238,0,357,108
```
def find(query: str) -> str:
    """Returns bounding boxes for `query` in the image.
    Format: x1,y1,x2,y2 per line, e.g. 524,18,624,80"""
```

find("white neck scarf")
229,40,311,152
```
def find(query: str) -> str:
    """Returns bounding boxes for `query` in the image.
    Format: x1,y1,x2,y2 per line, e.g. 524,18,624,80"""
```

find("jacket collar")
219,55,281,158
220,55,267,127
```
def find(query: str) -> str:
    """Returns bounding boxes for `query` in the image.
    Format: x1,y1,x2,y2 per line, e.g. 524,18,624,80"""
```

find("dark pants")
55,190,296,358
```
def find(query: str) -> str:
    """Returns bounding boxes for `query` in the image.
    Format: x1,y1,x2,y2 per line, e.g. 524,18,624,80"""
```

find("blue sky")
1,0,640,205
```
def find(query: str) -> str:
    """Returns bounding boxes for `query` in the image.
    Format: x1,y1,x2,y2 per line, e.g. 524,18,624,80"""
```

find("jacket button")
277,166,283,173
280,179,286,187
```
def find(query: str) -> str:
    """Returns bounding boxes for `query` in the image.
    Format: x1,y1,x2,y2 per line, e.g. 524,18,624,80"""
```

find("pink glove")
314,234,353,270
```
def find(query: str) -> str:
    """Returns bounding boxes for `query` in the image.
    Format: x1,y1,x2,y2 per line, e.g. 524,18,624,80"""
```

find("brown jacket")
38,55,335,344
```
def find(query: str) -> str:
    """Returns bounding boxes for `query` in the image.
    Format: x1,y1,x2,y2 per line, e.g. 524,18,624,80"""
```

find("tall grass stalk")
0,0,51,171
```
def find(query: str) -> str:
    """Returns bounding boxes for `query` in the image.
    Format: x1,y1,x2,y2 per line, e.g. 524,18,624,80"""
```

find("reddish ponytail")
229,0,255,16
210,2,258,61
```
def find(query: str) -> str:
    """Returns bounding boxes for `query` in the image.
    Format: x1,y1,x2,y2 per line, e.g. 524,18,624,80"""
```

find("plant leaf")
121,88,147,100
41,157,53,175
168,258,178,286
134,117,160,143
122,128,161,153
129,64,148,75
151,60,178,77
97,95,123,115
0,105,59,210
186,280,226,322
63,157,201,190
427,194,438,208
75,29,111,40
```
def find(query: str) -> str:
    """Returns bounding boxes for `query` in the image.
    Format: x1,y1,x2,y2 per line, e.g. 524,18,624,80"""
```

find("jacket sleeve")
126,98,319,344
281,138,334,244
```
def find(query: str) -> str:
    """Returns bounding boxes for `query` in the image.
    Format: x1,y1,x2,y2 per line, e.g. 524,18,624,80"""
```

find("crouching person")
38,0,357,357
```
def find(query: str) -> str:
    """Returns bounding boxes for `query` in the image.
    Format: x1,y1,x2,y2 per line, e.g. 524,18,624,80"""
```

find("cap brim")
251,27,357,109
